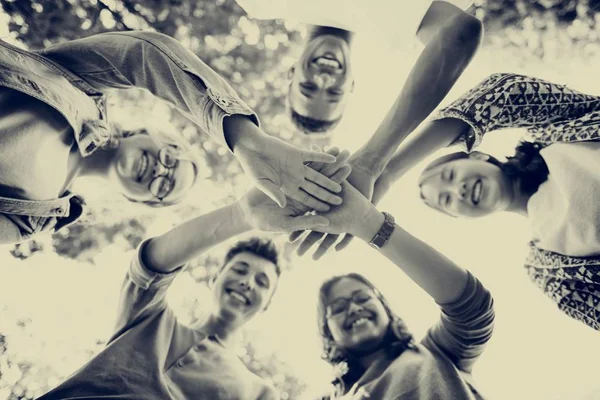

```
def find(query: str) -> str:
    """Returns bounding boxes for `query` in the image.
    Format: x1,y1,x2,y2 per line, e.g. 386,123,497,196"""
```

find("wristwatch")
369,212,395,249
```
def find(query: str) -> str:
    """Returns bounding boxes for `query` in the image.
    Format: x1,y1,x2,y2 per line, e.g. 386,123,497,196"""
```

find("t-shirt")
38,239,277,400
528,142,600,257
236,0,474,50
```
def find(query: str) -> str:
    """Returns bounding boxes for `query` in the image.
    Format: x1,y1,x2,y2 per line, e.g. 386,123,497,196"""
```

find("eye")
449,169,454,181
256,275,270,289
354,291,371,304
329,300,348,315
445,194,452,207
301,82,317,91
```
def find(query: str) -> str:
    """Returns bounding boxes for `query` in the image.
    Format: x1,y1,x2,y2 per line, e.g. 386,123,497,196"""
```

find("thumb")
287,215,330,231
303,149,336,164
256,179,287,208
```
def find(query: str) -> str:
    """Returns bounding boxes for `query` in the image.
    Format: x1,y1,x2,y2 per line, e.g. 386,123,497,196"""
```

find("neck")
194,312,242,345
355,346,389,370
77,147,116,179
506,179,531,217
308,25,354,44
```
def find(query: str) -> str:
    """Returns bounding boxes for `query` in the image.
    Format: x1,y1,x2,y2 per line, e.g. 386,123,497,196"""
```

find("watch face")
372,235,386,249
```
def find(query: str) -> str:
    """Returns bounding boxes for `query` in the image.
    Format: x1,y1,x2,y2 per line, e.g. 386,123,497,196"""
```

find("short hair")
289,108,341,134
222,237,281,276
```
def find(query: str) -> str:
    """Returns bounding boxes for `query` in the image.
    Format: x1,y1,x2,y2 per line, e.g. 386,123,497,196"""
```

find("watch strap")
369,212,395,249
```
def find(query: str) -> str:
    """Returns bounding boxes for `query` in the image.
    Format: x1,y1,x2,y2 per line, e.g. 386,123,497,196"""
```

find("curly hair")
317,273,417,397
420,141,550,201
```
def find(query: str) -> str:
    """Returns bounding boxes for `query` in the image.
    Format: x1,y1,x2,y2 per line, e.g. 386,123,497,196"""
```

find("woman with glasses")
0,30,342,244
294,180,494,399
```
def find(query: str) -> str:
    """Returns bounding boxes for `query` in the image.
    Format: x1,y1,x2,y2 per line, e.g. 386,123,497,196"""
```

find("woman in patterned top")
370,72,600,332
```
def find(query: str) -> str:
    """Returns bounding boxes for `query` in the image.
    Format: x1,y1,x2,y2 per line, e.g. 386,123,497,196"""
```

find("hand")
238,147,353,233
290,181,378,240
226,117,343,211
238,187,330,233
289,158,379,259
339,384,370,400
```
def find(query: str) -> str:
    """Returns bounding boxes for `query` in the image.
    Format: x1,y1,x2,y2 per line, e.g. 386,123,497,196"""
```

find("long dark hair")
420,141,549,200
317,273,417,397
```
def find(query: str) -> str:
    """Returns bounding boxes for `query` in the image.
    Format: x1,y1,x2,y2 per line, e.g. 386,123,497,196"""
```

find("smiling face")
211,252,279,325
419,155,514,218
324,277,390,353
288,34,354,125
112,134,197,205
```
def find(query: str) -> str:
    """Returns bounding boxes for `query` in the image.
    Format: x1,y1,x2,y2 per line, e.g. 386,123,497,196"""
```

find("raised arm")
373,72,600,203
40,31,344,210
353,2,483,176
303,181,494,371
111,150,348,337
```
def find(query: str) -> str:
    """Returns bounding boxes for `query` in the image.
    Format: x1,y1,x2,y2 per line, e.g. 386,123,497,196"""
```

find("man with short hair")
36,161,348,399
236,0,480,136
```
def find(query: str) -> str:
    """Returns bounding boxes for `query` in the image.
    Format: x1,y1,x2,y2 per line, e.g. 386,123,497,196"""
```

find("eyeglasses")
149,146,183,201
326,290,374,317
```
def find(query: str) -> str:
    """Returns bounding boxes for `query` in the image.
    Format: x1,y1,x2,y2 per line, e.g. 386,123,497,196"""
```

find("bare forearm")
358,13,482,175
142,203,251,273
382,117,469,183
354,208,469,304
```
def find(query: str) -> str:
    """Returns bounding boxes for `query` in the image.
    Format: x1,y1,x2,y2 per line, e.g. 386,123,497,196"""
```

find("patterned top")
431,72,600,331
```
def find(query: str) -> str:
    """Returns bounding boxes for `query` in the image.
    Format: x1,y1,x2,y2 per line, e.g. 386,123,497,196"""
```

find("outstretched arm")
353,2,483,176
306,181,494,371
40,31,343,210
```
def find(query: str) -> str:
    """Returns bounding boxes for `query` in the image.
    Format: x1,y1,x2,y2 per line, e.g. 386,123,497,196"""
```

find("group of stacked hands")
2,0,599,399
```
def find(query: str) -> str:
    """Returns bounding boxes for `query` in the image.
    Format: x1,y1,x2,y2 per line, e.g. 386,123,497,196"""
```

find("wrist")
232,199,253,233
223,115,266,154
352,148,388,177
353,206,385,242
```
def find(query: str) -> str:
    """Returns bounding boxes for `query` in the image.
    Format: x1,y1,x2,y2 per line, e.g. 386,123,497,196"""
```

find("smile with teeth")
471,179,482,205
137,152,148,182
226,289,249,305
314,56,342,69
349,317,371,329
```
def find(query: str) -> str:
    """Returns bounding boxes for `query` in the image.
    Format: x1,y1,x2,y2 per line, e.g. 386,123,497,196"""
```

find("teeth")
138,153,147,181
315,57,341,69
350,318,369,328
472,180,482,205
228,291,247,305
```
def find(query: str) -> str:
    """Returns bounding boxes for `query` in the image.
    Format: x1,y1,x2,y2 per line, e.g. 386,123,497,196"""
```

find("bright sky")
1,10,600,400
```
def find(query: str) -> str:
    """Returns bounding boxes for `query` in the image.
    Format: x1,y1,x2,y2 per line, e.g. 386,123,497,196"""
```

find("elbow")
445,14,484,52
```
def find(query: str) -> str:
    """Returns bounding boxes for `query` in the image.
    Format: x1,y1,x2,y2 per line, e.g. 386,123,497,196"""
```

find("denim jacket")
0,31,258,242
431,72,600,331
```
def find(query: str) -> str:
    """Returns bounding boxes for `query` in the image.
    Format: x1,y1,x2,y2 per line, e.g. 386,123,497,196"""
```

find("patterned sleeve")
524,243,600,331
431,73,600,152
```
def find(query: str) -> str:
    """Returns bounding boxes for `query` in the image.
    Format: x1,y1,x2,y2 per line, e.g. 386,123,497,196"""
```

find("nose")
313,73,335,89
447,181,467,200
152,160,168,178
237,279,253,291
346,301,364,315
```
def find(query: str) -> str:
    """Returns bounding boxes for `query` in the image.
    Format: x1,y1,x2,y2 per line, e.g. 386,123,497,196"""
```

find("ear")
287,66,295,80
469,151,490,162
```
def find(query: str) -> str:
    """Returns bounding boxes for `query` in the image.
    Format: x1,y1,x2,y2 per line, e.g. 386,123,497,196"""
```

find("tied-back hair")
421,141,550,199
317,273,417,398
